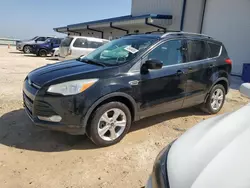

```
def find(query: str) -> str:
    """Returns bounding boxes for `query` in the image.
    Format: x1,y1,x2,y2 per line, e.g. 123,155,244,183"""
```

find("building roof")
54,14,172,34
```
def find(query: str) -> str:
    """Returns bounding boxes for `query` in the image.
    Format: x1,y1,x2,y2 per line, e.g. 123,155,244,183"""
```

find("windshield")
81,37,157,66
61,37,73,47
31,36,38,40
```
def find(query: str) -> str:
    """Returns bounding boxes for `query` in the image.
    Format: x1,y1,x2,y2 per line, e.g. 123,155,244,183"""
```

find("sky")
0,0,131,40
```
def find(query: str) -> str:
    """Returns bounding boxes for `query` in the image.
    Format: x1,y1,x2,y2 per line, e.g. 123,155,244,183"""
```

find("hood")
28,59,105,86
167,103,250,188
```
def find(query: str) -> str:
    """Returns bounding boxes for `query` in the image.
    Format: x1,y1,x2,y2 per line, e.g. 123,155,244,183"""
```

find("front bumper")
23,78,86,135
24,106,85,135
16,44,23,51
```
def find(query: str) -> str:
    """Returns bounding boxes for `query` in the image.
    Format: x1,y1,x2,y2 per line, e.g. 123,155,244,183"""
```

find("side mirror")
240,83,250,98
144,59,163,70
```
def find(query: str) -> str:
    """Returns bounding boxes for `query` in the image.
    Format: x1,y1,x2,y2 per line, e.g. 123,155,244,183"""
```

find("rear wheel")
23,45,31,54
201,84,226,114
88,102,131,147
38,49,47,57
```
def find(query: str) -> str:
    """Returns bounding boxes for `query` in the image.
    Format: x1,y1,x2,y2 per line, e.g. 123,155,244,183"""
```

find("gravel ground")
0,46,249,188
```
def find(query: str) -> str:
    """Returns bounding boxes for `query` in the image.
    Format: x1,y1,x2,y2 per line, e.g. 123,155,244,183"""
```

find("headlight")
47,79,98,96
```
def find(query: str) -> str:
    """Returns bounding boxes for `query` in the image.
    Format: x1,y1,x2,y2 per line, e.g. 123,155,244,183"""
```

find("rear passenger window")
187,40,208,61
208,43,221,58
54,39,60,44
88,41,104,49
73,38,88,48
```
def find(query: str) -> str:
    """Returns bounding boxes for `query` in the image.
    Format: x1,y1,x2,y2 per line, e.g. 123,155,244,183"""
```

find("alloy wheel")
97,108,127,141
210,88,224,111
24,46,31,53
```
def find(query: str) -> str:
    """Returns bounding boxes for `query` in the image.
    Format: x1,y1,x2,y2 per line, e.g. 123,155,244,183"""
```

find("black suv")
23,32,232,146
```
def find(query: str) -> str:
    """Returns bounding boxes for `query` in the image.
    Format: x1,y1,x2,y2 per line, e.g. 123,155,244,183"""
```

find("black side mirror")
144,59,163,70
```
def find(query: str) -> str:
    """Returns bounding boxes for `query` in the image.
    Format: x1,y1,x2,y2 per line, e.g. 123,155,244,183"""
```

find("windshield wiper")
76,58,106,67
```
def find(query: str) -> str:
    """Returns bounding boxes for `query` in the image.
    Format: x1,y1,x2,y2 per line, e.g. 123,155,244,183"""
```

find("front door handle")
176,70,184,76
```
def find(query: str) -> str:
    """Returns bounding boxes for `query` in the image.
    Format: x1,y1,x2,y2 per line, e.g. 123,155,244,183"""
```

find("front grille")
34,101,57,117
23,93,33,115
23,77,56,118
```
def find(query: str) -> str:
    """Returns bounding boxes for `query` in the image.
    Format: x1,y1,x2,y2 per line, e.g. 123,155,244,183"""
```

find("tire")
88,102,132,147
38,49,47,57
201,84,226,114
23,45,31,54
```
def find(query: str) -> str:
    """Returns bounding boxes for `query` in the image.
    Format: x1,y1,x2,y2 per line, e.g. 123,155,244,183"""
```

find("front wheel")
23,46,31,54
201,84,226,114
88,102,131,147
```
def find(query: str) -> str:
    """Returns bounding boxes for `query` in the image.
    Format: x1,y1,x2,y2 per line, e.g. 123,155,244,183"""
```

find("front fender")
81,87,138,129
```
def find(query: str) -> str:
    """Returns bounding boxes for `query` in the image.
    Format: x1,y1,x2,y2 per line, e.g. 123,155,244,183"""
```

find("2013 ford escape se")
23,32,232,147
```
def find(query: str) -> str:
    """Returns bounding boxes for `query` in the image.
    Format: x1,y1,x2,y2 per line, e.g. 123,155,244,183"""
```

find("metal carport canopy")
54,14,173,37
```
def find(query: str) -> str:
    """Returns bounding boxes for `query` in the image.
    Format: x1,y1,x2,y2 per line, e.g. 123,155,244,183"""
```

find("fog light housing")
38,115,62,122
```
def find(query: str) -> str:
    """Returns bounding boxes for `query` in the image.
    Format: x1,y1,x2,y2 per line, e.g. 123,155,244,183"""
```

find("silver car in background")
16,36,51,53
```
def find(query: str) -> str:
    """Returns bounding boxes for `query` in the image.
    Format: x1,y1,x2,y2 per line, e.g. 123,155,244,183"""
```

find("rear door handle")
209,64,215,68
176,70,184,76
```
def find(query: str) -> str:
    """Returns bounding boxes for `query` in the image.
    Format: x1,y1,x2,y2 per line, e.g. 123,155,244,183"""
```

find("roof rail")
161,31,213,39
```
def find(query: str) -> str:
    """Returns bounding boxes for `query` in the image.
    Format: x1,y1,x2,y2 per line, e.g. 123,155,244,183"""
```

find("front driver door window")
36,37,46,42
148,40,187,66
139,39,188,117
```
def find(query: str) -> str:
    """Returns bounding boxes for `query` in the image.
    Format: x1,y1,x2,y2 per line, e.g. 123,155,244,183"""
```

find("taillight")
68,49,72,55
225,58,232,65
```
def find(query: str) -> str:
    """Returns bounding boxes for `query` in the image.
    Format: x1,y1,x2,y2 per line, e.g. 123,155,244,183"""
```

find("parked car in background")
30,38,63,57
51,47,60,57
59,36,109,60
23,32,231,147
146,83,250,188
16,36,52,53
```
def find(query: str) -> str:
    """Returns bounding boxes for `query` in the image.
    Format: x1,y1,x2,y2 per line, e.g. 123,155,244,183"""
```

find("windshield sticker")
124,46,139,54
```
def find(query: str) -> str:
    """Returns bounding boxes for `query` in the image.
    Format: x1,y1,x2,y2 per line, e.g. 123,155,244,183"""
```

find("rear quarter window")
208,42,221,58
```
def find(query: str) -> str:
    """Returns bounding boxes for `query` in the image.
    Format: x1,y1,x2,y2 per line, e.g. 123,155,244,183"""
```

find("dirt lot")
0,46,249,188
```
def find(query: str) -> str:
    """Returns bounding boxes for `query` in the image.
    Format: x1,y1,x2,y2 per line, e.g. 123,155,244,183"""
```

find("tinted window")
208,43,221,58
73,38,88,48
148,40,188,66
61,37,73,47
88,41,104,49
54,39,61,44
36,37,46,42
187,40,208,61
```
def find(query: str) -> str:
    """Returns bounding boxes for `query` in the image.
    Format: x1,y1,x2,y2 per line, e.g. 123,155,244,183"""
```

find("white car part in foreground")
167,83,250,188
